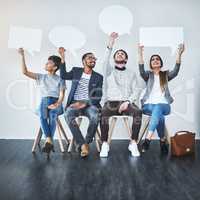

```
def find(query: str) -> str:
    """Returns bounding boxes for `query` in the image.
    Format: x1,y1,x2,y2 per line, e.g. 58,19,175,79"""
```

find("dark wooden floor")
0,140,200,200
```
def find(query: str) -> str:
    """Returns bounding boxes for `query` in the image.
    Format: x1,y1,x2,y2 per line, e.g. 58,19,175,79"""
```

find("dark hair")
113,49,128,60
82,52,93,62
48,55,61,72
149,54,166,91
149,54,163,69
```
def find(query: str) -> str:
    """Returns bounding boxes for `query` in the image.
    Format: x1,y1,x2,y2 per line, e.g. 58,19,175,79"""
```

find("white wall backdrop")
0,0,200,139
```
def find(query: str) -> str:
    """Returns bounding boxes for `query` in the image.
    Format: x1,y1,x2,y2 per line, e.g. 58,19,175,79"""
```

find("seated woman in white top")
138,44,185,154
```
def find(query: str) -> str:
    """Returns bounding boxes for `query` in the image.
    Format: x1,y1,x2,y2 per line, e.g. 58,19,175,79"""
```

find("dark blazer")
60,62,103,108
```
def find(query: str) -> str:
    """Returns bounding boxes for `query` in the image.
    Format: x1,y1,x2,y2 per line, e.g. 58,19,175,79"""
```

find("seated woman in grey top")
18,48,66,156
138,44,185,154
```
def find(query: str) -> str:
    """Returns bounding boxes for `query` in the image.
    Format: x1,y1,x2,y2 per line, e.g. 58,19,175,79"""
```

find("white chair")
106,114,170,145
67,116,102,153
32,117,70,153
107,115,134,144
137,114,170,144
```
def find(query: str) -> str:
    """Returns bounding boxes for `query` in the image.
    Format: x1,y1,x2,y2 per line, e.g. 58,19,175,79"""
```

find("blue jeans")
39,97,63,138
142,104,171,138
64,105,100,146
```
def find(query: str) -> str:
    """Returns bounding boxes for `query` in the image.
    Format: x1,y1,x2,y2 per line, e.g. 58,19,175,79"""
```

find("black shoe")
42,142,54,154
141,139,151,153
160,140,169,154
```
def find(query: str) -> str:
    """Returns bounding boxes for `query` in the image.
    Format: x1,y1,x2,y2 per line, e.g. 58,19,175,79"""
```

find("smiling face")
45,55,61,73
150,55,163,70
45,59,58,73
114,50,128,64
83,53,97,68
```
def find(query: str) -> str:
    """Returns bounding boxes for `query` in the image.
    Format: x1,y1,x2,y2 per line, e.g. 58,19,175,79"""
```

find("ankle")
130,140,137,144
46,137,52,144
160,137,166,142
145,138,151,143
103,141,109,145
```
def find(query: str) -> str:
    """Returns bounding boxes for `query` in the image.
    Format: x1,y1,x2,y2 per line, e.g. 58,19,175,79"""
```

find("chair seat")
110,115,130,118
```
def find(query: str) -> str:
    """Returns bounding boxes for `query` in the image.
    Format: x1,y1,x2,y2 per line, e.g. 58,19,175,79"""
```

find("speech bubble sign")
8,26,42,56
139,27,184,55
99,5,133,35
49,26,86,57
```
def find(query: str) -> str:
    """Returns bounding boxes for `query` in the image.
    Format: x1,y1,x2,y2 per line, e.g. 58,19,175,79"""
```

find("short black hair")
82,52,93,62
149,54,163,69
48,55,61,72
113,49,128,60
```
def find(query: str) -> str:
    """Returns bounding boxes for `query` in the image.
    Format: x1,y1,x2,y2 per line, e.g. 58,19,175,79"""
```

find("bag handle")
175,131,194,136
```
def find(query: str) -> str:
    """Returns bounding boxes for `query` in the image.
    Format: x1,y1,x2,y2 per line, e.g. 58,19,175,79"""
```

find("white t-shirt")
74,72,91,101
145,74,168,104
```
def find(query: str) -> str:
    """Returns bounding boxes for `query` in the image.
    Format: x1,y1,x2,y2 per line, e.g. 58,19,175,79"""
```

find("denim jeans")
39,97,63,138
142,103,171,138
64,105,100,146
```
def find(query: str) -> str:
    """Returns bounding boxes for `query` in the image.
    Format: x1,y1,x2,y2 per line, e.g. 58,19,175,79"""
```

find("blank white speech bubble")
8,26,42,56
139,27,184,55
49,26,86,57
99,5,133,35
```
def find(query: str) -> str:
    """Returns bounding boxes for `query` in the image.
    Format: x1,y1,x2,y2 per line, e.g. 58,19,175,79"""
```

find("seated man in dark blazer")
58,47,103,157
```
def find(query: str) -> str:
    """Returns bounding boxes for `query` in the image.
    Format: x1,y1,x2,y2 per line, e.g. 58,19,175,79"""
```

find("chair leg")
96,127,102,144
164,126,170,144
57,121,65,153
76,117,83,126
32,127,42,153
137,118,150,144
108,117,117,145
57,118,70,145
95,135,101,152
123,117,132,140
95,127,102,152
68,138,74,153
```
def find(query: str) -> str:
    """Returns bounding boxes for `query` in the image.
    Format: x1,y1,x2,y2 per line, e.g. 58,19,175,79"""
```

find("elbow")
22,71,27,75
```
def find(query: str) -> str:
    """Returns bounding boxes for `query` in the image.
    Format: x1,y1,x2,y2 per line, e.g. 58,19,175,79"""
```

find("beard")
115,60,127,65
87,62,95,69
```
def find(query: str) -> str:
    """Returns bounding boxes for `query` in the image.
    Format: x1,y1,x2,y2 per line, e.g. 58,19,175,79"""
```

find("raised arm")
168,44,185,81
138,44,149,81
103,32,118,76
18,48,37,80
58,47,73,80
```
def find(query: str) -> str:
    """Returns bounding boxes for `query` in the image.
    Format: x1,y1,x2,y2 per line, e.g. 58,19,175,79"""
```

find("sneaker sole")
128,147,141,157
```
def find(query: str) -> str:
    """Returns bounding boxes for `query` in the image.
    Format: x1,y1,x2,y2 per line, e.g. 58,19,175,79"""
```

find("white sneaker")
100,142,110,158
128,141,140,157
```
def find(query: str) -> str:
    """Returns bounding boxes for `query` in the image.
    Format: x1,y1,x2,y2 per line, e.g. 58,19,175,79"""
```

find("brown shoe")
81,144,89,157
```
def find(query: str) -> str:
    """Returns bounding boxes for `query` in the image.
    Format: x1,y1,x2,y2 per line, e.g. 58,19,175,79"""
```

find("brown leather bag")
171,131,195,156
